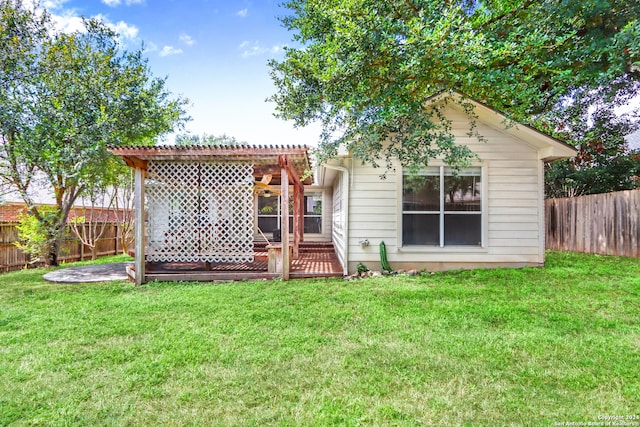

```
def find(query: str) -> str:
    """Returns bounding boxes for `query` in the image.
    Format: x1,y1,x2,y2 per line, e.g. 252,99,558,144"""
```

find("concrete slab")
43,262,133,283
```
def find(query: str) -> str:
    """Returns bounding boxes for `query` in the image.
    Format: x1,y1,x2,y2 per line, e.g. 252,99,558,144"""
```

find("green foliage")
544,104,640,197
0,0,189,264
269,0,640,173
14,206,62,262
356,262,369,275
175,133,244,146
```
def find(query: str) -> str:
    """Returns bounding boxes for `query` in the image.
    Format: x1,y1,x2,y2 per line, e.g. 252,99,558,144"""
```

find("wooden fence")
546,189,640,258
0,222,124,272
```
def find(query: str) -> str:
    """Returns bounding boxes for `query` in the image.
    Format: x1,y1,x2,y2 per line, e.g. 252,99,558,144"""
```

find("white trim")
481,163,489,248
398,246,489,254
537,160,546,264
322,163,350,275
400,165,484,249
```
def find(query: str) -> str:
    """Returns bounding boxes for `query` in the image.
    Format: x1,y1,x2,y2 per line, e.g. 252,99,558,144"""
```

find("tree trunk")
47,238,60,267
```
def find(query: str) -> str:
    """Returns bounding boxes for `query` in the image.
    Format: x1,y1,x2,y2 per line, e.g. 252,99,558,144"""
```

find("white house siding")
346,104,545,273
331,174,346,268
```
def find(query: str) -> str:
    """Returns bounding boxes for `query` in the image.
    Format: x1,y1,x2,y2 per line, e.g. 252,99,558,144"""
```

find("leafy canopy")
269,0,640,171
175,133,245,146
0,0,189,264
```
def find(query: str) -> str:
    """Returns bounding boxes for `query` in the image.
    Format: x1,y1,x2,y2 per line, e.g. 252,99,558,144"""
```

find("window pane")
304,217,322,233
258,195,279,216
444,214,481,246
403,214,439,245
403,175,440,211
305,193,322,215
258,217,279,233
285,216,323,233
443,172,481,212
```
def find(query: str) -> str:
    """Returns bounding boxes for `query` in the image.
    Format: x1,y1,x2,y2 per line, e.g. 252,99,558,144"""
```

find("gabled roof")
431,91,577,161
108,144,314,185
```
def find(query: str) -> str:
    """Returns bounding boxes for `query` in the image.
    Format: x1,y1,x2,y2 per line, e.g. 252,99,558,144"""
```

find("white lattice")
145,160,255,263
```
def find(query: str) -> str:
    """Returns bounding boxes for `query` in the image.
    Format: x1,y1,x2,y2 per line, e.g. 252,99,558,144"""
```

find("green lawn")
1,252,639,426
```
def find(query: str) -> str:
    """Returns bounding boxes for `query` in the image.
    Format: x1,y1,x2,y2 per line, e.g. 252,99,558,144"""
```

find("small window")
288,191,323,234
257,191,323,235
402,167,482,247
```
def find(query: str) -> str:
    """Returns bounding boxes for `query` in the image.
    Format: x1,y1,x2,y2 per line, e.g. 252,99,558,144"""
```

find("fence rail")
546,189,640,258
0,222,123,272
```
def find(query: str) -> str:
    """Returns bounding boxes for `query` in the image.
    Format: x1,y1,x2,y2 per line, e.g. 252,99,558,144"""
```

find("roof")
430,91,578,161
107,144,314,185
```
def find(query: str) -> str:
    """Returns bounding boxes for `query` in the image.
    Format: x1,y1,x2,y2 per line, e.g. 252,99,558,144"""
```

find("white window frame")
255,188,325,236
400,165,487,250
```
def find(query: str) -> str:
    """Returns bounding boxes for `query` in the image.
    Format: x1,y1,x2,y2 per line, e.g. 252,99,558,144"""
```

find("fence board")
0,222,123,272
546,189,640,258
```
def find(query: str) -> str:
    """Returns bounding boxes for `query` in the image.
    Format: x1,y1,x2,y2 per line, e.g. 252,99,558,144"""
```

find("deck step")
254,241,335,254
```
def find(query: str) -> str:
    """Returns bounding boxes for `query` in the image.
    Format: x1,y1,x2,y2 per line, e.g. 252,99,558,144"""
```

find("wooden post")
292,181,301,259
134,167,146,285
297,183,304,244
280,156,290,281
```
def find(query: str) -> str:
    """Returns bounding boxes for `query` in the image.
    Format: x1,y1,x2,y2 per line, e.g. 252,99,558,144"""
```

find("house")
108,92,576,283
322,92,576,274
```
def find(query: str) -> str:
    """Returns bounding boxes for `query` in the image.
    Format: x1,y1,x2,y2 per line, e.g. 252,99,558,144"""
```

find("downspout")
322,163,349,276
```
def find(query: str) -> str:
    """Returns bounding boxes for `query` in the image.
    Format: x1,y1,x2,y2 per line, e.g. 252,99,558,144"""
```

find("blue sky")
43,0,321,146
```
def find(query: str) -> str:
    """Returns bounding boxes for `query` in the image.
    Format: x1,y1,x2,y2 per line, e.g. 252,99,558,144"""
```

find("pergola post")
280,156,290,280
292,181,303,259
134,167,146,285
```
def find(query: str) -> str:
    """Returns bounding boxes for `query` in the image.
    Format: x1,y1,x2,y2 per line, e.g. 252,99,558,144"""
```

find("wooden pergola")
108,144,313,284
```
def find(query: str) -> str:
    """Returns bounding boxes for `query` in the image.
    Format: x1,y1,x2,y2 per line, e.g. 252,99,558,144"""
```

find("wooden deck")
137,241,343,282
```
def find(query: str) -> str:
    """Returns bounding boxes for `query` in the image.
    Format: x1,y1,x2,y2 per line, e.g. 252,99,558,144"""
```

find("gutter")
322,162,350,276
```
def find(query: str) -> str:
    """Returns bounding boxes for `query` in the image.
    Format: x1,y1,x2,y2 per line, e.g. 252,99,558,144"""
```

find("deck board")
142,241,344,282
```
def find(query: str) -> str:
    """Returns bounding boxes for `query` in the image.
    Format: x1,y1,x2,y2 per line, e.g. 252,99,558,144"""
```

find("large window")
257,191,323,235
403,167,482,247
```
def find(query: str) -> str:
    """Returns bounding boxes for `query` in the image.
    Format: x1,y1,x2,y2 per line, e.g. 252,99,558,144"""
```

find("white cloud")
236,8,248,18
109,19,139,40
50,10,85,33
102,0,144,6
144,41,158,53
270,45,285,55
239,41,286,58
40,0,69,10
159,45,183,57
179,33,196,46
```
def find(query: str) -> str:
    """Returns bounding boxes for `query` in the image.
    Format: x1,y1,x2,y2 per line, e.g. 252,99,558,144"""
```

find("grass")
1,252,639,426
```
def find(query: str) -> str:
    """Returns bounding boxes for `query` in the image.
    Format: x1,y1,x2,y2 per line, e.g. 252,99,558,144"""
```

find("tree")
111,168,135,256
544,102,640,197
175,133,244,146
268,0,640,172
68,187,117,261
0,1,189,265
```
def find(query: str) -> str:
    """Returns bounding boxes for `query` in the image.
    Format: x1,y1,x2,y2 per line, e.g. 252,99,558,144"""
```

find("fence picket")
545,189,640,258
0,222,123,272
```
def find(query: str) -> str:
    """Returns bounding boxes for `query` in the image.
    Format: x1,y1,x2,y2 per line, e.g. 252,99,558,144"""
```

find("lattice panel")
145,160,255,263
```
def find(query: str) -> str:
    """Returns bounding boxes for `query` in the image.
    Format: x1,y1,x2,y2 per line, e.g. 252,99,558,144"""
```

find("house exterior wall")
331,173,346,268
345,104,546,274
